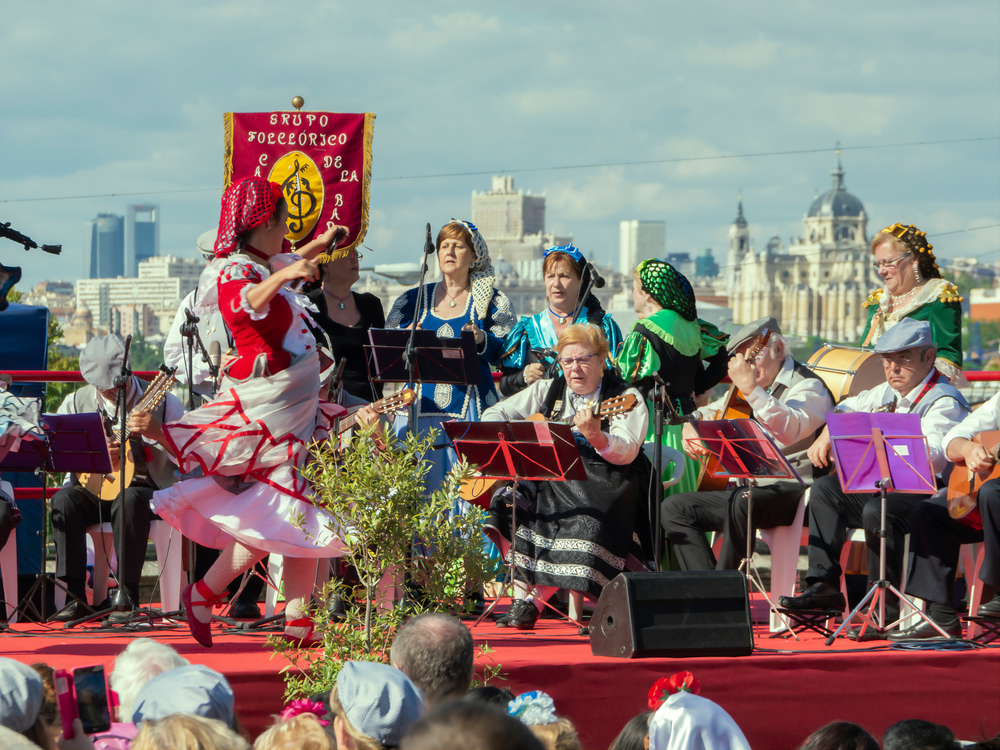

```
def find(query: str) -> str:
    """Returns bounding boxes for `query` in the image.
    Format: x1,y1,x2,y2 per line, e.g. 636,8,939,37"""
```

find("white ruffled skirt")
152,351,347,557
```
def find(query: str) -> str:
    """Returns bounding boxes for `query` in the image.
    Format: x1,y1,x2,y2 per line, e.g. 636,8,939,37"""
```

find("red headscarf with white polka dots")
214,177,284,257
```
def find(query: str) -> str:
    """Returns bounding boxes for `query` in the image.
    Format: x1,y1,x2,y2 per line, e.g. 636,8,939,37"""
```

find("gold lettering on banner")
269,151,324,242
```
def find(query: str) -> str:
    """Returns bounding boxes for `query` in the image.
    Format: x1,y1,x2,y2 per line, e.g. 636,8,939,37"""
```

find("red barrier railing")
3,371,161,383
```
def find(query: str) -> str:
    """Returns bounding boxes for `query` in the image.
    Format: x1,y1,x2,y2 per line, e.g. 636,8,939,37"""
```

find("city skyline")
1,2,997,290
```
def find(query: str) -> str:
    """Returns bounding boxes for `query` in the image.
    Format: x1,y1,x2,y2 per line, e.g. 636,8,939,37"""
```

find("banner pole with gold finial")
292,96,304,111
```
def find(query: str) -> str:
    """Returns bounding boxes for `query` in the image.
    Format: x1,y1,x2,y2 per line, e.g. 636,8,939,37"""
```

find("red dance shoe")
280,617,322,648
183,579,222,648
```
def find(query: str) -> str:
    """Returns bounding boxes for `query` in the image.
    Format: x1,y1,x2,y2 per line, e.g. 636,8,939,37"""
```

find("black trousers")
51,484,156,603
805,473,926,617
661,481,804,571
905,481,1000,611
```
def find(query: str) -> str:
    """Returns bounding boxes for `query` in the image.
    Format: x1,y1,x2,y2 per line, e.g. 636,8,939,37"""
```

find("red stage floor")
1,603,997,750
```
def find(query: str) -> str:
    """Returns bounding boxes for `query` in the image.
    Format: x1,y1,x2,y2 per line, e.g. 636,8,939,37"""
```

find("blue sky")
2,0,998,288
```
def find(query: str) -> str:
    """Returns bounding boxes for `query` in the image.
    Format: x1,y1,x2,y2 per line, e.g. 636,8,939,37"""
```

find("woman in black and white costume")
482,323,651,630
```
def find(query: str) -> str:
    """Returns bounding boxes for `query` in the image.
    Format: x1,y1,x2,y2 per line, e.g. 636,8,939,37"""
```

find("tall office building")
87,213,125,279
126,204,160,276
619,220,665,273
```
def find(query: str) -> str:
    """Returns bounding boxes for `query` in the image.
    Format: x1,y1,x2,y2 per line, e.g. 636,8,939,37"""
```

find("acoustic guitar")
694,330,771,491
945,430,998,530
335,388,416,434
78,367,177,501
458,392,640,504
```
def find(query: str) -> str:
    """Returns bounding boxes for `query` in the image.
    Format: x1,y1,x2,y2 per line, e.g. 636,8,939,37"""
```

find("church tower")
726,198,749,297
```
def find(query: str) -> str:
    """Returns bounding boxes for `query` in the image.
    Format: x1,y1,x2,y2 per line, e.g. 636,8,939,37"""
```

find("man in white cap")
665,316,835,570
49,334,184,622
781,318,970,634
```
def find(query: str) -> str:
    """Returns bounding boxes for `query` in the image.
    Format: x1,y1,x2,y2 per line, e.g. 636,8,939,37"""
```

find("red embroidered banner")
223,111,375,259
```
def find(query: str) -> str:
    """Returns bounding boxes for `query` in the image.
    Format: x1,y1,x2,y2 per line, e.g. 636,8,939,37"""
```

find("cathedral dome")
807,158,864,218
494,250,514,276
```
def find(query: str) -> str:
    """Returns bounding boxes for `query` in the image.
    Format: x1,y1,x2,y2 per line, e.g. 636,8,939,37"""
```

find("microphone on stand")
113,335,133,388
424,223,435,255
208,340,222,396
588,263,606,289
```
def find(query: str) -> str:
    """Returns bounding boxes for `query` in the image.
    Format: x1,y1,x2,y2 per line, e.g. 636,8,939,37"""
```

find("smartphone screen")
72,665,111,735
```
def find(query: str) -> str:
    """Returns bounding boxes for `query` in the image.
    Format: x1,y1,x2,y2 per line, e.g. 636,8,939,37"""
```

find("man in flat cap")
50,334,184,622
781,319,970,635
663,317,835,571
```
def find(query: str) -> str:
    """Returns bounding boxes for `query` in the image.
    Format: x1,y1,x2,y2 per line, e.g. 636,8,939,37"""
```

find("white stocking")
191,542,265,623
281,557,319,637
512,581,557,612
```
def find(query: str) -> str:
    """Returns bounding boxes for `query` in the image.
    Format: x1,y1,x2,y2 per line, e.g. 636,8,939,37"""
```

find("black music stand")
445,420,586,627
690,418,804,637
1,413,112,623
824,412,948,644
367,329,480,437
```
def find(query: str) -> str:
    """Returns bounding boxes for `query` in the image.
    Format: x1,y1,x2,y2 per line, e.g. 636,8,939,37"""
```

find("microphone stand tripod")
179,309,219,412
402,223,435,438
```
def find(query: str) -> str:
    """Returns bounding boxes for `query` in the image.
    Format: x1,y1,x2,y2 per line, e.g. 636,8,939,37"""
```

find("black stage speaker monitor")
589,570,754,658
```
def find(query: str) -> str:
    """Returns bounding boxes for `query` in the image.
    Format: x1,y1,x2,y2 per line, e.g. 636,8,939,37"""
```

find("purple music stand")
824,411,950,643
444,420,587,627
692,418,804,638
1,412,112,622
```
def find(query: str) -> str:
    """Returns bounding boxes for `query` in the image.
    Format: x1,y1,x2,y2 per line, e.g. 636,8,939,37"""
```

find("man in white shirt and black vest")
780,319,970,633
664,317,835,570
50,335,184,622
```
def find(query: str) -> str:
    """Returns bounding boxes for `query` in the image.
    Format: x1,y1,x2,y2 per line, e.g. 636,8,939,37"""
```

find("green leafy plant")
274,422,505,699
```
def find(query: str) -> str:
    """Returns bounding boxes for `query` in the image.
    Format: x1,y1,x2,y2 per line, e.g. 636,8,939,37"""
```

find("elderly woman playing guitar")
662,317,834,571
482,323,651,630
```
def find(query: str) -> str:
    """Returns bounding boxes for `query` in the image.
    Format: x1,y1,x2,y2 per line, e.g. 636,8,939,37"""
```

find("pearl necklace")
889,284,921,306
323,288,352,311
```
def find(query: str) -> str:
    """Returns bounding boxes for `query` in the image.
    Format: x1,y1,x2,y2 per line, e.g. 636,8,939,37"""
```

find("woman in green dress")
861,222,964,384
615,259,729,496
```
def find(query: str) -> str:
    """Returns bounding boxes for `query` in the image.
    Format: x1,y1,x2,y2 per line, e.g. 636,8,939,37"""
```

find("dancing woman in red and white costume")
150,177,347,647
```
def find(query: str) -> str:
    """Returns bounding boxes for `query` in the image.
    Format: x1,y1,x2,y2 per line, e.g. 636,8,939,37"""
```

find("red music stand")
444,420,586,626
824,411,949,643
689,418,804,637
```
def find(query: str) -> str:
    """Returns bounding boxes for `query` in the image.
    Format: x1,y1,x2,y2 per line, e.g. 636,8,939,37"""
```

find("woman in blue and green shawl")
499,245,622,396
615,259,729,496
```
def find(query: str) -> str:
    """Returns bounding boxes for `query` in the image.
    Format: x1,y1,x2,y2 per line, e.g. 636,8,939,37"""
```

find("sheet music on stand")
690,418,804,640
444,419,587,627
824,411,946,643
366,328,481,386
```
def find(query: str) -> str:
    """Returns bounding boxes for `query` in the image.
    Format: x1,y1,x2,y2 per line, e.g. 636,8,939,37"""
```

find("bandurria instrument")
945,431,998,530
335,388,416,434
695,330,771,491
78,366,177,501
459,392,639,503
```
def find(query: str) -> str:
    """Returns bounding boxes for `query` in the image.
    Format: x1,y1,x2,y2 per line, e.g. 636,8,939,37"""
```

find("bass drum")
806,345,886,403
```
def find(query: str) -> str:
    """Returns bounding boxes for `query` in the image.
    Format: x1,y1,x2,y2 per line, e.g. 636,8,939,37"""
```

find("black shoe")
48,600,95,623
495,599,540,630
845,626,888,642
229,599,262,619
779,582,846,612
977,593,1000,619
887,618,963,642
107,609,145,625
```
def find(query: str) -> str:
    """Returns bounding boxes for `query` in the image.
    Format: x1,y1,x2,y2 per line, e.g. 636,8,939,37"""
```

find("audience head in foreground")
129,664,235,728
799,721,879,750
882,719,957,750
111,638,190,722
506,691,582,750
390,613,474,707
647,692,749,750
253,711,335,750
400,699,544,750
130,713,249,750
331,661,424,750
0,658,50,750
609,711,654,750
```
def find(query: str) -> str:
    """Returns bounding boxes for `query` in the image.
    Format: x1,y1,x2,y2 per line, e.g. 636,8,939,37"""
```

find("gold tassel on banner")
222,112,234,189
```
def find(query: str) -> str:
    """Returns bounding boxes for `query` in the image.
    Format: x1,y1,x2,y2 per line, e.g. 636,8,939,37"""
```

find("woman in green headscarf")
615,259,729,497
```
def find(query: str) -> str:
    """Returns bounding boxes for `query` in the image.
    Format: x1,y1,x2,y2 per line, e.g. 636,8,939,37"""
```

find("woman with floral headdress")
615,260,729,497
386,220,516,496
148,176,350,648
499,245,621,397
861,222,964,384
